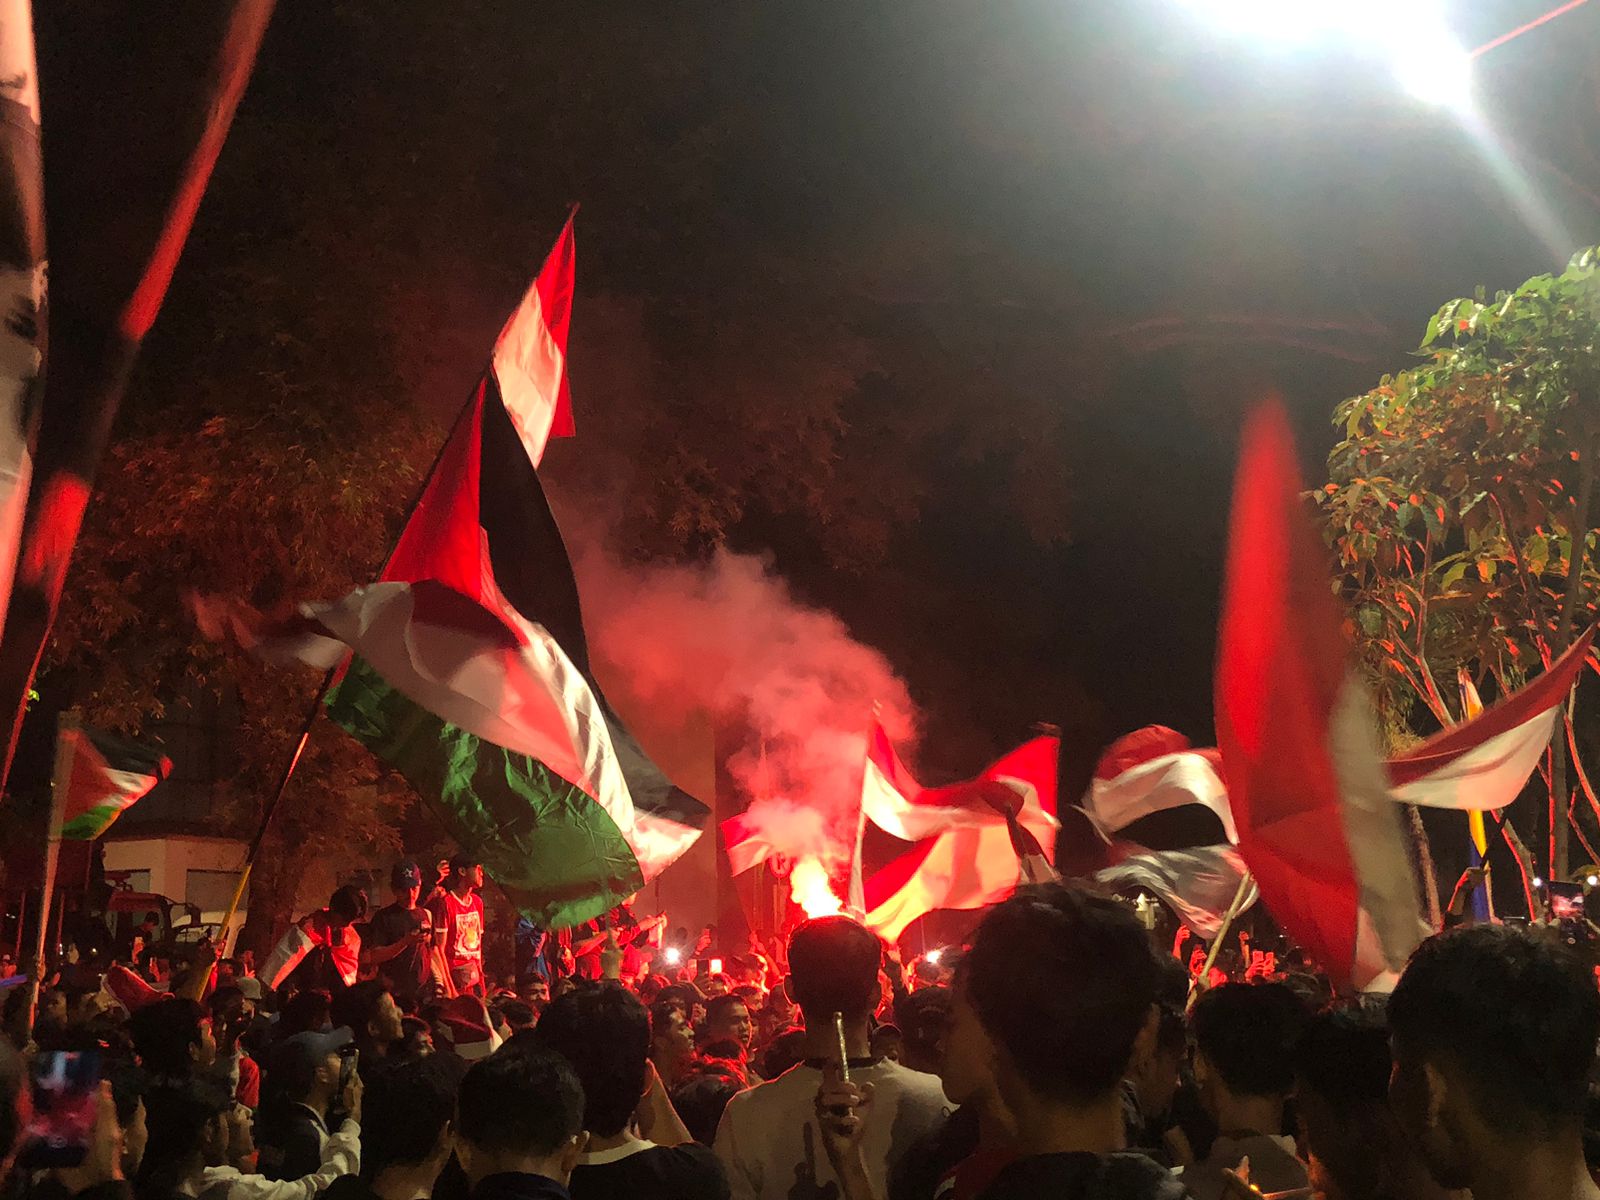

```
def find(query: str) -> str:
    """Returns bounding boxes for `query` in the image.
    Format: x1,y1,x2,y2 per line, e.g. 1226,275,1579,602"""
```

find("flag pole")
1187,871,1254,1013
24,708,76,1041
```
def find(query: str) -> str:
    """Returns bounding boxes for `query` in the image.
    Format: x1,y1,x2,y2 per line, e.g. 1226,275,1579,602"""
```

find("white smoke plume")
570,540,917,879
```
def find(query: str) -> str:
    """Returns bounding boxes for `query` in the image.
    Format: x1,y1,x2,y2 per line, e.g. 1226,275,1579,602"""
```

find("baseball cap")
391,860,422,890
269,1026,354,1076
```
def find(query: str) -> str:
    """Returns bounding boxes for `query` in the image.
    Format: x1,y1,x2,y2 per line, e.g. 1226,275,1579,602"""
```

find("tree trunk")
1552,424,1598,881
1406,804,1443,927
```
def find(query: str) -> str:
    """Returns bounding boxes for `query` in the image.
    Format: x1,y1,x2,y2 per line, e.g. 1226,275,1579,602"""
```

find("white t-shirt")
714,1060,949,1200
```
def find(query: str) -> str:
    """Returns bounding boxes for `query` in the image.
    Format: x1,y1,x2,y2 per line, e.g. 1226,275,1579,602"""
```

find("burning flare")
790,855,842,919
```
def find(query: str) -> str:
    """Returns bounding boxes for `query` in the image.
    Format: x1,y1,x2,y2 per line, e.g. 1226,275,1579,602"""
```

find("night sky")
44,0,1600,798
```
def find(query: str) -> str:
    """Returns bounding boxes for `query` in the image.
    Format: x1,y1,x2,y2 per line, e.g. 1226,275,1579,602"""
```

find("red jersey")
431,889,485,973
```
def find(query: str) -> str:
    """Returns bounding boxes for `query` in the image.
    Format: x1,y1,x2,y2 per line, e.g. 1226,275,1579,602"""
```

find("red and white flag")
1084,726,1235,844
1385,627,1595,810
1216,402,1427,993
861,733,1059,942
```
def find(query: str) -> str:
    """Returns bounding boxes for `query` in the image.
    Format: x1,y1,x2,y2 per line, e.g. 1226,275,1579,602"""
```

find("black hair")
757,1028,806,1080
209,985,246,1022
1389,925,1600,1135
138,1076,231,1192
893,986,951,1060
330,885,369,923
669,1073,739,1146
332,980,393,1036
1295,1008,1391,1111
655,984,699,1015
1191,982,1308,1099
650,1000,686,1042
278,989,332,1037
534,985,648,1138
499,1000,535,1030
964,883,1161,1105
457,1043,583,1157
1155,1006,1187,1058
360,1053,467,1178
704,993,748,1030
128,998,209,1078
786,917,881,1021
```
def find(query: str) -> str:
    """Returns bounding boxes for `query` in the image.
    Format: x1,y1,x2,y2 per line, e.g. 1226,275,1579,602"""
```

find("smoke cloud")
570,539,916,878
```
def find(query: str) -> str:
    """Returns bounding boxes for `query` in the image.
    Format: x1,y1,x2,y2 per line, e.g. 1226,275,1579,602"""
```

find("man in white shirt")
715,916,947,1200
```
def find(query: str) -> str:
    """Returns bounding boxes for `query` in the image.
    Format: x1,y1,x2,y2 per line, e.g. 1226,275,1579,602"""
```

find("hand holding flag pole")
1186,870,1255,1012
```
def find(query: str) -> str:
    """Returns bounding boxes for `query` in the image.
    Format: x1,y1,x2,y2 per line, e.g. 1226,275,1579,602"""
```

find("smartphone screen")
18,1050,100,1168
1550,882,1585,921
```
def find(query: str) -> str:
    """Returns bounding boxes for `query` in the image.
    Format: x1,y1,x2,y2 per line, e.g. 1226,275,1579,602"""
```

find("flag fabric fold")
215,221,706,929
56,723,171,840
1216,401,1426,993
1385,626,1596,810
860,733,1060,942
1083,726,1236,845
1093,845,1258,939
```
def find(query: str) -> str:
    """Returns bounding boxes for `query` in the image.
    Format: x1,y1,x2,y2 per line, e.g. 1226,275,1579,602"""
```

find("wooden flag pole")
24,709,77,1040
1187,871,1254,1013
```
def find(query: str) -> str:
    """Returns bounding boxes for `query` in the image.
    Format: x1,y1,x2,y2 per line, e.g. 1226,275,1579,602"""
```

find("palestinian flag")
1216,402,1427,992
253,218,707,928
56,723,171,840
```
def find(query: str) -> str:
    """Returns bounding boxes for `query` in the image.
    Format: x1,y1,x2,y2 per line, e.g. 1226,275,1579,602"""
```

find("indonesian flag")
1084,726,1236,845
860,732,1060,942
56,723,171,840
200,218,707,930
1216,402,1427,993
1385,627,1595,809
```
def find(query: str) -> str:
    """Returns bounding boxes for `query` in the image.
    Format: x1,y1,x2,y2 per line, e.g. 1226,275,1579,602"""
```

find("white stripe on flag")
1086,750,1237,843
493,268,566,468
1388,706,1557,811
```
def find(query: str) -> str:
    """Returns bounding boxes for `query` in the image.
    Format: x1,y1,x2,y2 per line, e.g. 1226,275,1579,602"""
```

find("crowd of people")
2,852,1600,1200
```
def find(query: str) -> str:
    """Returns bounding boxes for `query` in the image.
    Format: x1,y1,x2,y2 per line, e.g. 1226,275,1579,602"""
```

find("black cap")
391,860,422,890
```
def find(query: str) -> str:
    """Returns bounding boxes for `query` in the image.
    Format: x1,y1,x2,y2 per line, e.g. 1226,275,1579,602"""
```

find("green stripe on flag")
60,802,135,841
326,657,643,928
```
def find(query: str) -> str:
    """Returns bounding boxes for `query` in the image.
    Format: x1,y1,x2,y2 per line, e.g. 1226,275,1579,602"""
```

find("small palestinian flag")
221,217,708,928
57,724,171,840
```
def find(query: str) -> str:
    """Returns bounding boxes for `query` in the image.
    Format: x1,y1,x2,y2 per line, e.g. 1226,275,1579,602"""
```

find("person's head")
703,993,753,1048
1295,1008,1399,1200
1129,1005,1186,1121
278,988,333,1036
535,984,649,1139
332,981,404,1050
108,1062,148,1178
669,1073,741,1146
328,885,369,929
138,1077,233,1187
141,912,160,932
397,1016,435,1062
391,859,423,908
757,1028,807,1080
1190,982,1308,1119
520,978,551,1011
265,1028,353,1111
128,998,217,1078
870,1023,904,1063
450,854,484,894
455,1044,586,1185
699,973,732,999
362,1053,468,1183
1388,925,1600,1189
786,916,882,1025
961,883,1162,1117
499,999,537,1033
895,985,951,1076
651,999,695,1065
209,985,253,1051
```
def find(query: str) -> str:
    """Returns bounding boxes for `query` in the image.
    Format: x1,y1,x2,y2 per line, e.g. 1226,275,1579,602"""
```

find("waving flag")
0,0,277,801
860,733,1059,942
55,723,170,840
1386,628,1595,810
1216,402,1426,992
212,219,707,929
1084,726,1236,847
1094,845,1257,939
